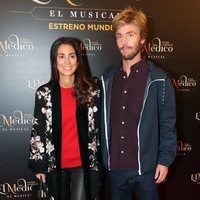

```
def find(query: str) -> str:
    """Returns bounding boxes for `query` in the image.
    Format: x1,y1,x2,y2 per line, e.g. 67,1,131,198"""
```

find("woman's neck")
59,76,75,88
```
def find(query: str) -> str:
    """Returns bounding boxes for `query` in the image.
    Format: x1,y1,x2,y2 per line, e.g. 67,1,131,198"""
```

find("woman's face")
56,44,78,80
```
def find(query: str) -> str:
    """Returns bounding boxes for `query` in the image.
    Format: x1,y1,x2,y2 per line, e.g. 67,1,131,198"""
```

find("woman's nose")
65,57,70,64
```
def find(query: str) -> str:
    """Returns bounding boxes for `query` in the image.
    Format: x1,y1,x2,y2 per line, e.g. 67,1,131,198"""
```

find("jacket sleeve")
29,89,47,174
158,76,177,167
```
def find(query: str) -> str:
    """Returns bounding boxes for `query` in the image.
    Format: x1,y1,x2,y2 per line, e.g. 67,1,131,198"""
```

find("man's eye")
116,35,122,40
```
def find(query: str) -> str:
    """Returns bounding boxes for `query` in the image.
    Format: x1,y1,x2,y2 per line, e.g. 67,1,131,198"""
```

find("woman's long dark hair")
50,37,97,106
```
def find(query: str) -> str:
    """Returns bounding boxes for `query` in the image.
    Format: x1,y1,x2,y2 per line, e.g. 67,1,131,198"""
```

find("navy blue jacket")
101,61,177,175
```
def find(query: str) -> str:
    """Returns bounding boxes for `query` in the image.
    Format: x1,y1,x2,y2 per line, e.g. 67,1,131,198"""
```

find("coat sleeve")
158,76,177,167
29,89,47,174
88,80,102,171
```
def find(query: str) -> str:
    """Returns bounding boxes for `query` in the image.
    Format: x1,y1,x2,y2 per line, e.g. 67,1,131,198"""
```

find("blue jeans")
108,169,159,200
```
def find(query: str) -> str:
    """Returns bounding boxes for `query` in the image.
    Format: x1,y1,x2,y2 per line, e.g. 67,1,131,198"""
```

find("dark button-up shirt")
110,59,149,170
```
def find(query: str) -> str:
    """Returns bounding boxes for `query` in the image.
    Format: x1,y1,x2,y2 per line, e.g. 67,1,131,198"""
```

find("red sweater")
60,87,82,168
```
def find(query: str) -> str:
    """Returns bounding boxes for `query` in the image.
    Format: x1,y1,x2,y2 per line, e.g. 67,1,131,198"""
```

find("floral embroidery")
38,87,52,135
32,118,38,126
88,136,98,153
88,89,100,171
30,135,44,160
46,139,55,156
30,86,56,172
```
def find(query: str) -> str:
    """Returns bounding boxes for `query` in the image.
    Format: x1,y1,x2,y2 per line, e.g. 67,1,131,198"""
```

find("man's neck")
122,56,142,77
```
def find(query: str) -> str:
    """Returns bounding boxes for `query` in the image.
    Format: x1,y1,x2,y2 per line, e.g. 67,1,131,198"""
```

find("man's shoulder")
147,60,168,78
102,65,118,78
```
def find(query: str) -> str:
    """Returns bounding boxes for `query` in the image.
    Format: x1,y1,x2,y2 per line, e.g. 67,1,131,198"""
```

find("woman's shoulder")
92,76,101,85
36,81,53,93
90,77,101,95
34,82,54,101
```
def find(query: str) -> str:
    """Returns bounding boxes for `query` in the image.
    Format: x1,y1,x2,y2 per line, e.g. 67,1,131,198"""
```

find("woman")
29,37,101,200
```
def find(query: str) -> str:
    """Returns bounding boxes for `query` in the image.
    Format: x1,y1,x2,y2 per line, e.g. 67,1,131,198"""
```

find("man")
101,7,176,200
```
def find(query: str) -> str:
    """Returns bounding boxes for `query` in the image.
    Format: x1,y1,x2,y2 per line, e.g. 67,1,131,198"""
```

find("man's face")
115,24,145,61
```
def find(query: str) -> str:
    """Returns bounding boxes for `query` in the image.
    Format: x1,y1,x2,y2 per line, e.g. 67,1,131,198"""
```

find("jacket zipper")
137,78,165,175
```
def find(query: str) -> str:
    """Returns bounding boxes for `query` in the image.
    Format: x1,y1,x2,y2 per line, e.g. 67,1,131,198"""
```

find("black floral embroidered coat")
29,81,101,200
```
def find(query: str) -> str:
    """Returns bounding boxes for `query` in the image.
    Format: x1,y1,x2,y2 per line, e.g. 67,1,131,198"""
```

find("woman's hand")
36,173,46,183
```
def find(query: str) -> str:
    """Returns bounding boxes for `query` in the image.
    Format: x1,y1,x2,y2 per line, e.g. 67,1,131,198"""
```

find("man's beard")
120,44,143,61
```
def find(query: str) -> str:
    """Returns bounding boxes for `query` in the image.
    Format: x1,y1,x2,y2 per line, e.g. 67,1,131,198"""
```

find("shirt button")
123,76,126,79
121,136,124,139
122,121,125,124
136,70,139,73
121,150,124,154
122,106,125,109
124,90,127,93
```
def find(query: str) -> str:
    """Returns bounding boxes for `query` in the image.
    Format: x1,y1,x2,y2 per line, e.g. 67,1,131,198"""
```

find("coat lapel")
76,105,89,167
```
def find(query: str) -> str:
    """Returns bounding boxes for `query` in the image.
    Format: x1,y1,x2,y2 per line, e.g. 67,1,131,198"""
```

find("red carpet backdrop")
0,0,200,199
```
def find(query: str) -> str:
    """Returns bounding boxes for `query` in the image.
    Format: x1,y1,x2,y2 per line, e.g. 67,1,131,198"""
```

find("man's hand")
154,164,168,184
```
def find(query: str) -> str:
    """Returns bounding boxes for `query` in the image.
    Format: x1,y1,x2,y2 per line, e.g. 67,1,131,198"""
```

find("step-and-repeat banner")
0,0,200,199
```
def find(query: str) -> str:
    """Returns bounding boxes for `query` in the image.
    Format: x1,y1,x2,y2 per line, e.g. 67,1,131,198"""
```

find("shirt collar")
130,58,146,72
120,58,146,73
